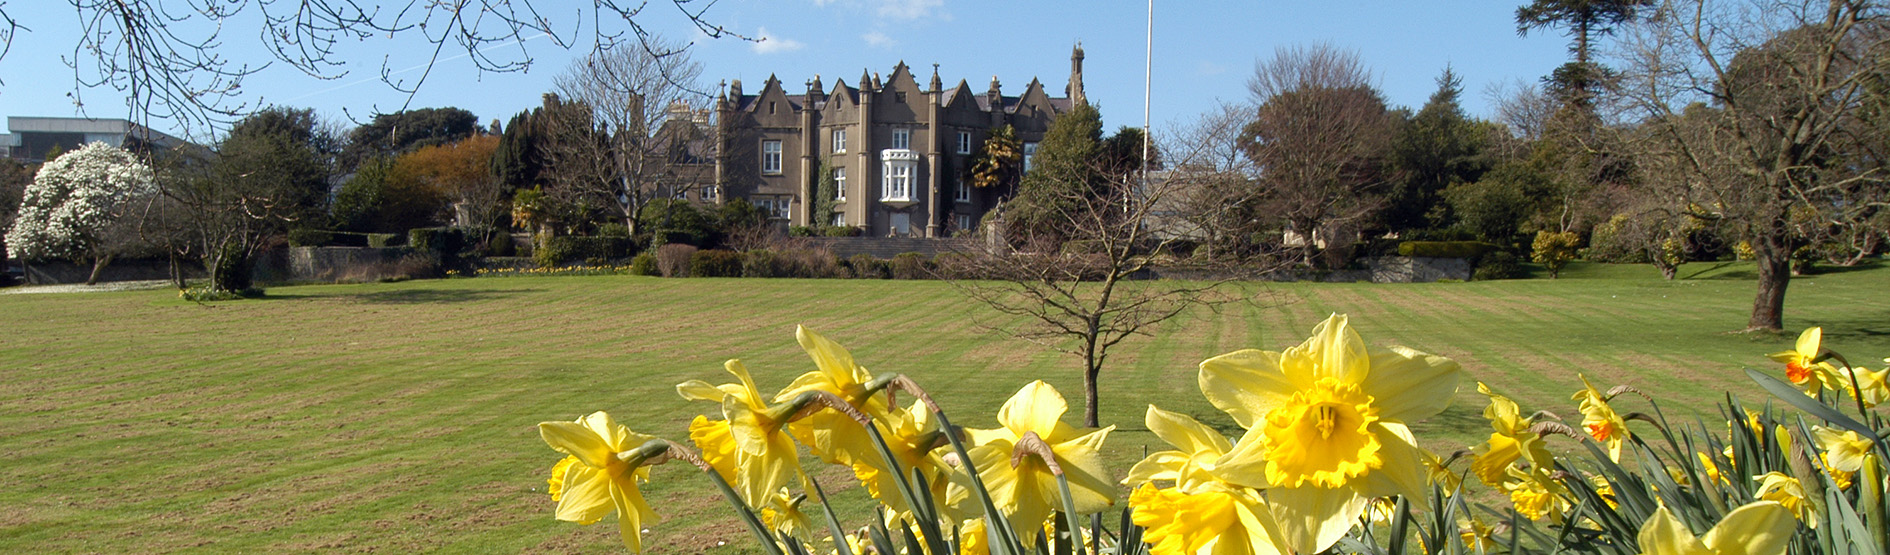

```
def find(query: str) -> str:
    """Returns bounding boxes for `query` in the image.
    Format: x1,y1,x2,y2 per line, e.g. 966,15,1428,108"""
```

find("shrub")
890,252,931,280
788,226,813,237
481,233,517,257
1472,251,1524,281
848,254,888,279
628,252,659,276
596,222,629,237
776,248,842,278
741,250,780,278
212,242,253,292
1530,230,1581,279
1397,241,1497,259
287,229,334,247
367,233,402,248
534,236,634,268
689,249,742,277
408,227,466,254
655,244,697,277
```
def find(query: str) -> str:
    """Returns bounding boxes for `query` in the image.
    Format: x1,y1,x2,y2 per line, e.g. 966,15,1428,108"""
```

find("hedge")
1397,241,1498,259
688,250,743,277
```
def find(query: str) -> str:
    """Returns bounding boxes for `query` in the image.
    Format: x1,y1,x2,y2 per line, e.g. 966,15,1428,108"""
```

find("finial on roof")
929,63,942,92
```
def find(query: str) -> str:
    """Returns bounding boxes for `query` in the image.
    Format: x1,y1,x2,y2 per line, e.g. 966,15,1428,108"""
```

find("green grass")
1,260,1886,553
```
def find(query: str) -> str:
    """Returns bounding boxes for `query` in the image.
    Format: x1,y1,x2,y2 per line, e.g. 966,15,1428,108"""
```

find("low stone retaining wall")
22,259,198,285
1151,256,1472,283
253,246,419,283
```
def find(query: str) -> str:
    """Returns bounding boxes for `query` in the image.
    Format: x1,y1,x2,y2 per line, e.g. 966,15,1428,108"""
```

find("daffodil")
1834,365,1890,408
759,488,815,545
1635,502,1796,555
677,359,803,508
1752,472,1814,527
959,518,991,555
954,380,1116,543
850,399,953,516
1200,314,1462,554
1767,327,1840,395
1697,451,1727,485
1572,375,1630,461
538,411,665,553
1129,483,1292,555
1812,426,1877,474
777,326,891,472
1122,405,1235,489
1471,382,1553,487
1503,467,1569,522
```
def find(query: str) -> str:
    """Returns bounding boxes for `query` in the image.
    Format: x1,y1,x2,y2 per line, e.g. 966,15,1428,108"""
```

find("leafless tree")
946,128,1281,427
1487,79,1561,141
1239,44,1397,268
1611,0,1889,331
1156,101,1268,257
553,35,706,236
23,1,739,138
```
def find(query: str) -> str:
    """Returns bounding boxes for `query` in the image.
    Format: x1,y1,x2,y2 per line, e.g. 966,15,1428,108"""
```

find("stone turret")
1068,42,1087,106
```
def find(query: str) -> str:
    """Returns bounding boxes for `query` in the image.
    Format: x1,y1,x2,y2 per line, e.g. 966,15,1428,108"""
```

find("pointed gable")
942,79,975,110
1015,77,1054,117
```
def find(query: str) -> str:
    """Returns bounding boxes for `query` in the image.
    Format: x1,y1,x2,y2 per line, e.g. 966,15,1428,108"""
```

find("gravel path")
0,280,174,294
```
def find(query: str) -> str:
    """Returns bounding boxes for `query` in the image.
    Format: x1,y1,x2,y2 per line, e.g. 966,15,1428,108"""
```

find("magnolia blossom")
6,142,154,261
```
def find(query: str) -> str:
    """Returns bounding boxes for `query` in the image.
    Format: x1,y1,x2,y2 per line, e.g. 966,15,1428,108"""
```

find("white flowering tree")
4,142,155,283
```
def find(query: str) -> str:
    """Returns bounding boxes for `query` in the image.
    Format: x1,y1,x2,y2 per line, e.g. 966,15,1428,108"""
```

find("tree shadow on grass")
1680,262,1754,280
1811,310,1890,340
264,288,545,304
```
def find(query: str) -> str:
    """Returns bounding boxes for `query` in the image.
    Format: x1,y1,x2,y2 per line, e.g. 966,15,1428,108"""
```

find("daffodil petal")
1146,405,1234,456
797,325,868,383
1702,501,1795,555
611,478,654,553
1300,314,1370,384
1121,451,1189,486
1637,506,1712,555
1795,328,1821,358
554,463,615,525
1051,442,1119,514
1211,426,1276,490
1268,484,1367,555
997,380,1068,438
677,380,729,402
1352,422,1430,499
1199,349,1297,429
1361,346,1461,422
540,420,615,469
1231,493,1292,555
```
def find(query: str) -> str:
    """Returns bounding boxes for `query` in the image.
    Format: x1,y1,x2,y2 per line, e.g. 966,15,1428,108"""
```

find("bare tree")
24,1,739,138
1239,44,1397,267
1612,0,1889,331
553,35,706,236
1157,101,1269,257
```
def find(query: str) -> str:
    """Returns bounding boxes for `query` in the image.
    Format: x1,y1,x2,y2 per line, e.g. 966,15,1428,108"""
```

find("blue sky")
0,1,1574,142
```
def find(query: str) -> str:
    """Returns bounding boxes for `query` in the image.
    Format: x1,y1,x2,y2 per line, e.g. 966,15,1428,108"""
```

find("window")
956,131,972,154
701,185,717,201
1023,142,1039,172
891,128,910,150
895,91,907,103
773,198,792,219
832,129,847,153
954,177,970,203
957,214,973,232
832,213,846,226
882,161,911,202
762,140,782,174
833,167,847,201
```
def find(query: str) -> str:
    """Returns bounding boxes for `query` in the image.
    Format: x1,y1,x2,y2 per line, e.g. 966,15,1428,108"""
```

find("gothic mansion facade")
703,46,1088,237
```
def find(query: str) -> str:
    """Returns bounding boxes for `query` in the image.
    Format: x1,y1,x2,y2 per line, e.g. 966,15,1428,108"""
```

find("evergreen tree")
1008,103,1104,243
1385,68,1493,232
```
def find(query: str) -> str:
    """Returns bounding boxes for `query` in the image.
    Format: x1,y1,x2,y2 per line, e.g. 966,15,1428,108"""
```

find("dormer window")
892,128,910,150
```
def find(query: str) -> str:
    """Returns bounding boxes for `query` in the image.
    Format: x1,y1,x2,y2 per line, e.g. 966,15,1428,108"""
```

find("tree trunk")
1748,233,1792,332
169,253,187,290
86,254,114,286
1083,355,1101,428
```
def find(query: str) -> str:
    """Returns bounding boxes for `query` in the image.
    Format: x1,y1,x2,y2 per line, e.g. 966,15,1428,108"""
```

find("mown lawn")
1,260,1886,553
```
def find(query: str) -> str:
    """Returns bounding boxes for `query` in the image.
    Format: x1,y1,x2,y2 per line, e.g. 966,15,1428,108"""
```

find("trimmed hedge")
890,252,931,280
536,236,636,267
1397,241,1498,259
848,254,888,279
287,229,333,247
688,250,743,277
629,253,658,276
408,227,467,254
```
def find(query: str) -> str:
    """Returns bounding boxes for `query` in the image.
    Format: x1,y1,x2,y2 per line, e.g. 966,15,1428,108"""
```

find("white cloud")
1196,61,1229,76
862,31,895,48
876,0,943,20
752,27,805,54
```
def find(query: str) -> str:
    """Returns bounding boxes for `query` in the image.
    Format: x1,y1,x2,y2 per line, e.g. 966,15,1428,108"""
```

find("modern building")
3,116,191,163
699,45,1089,237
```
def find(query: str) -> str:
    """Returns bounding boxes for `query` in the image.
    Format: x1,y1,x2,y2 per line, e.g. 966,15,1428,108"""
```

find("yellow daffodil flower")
1122,405,1235,490
955,380,1116,543
1199,314,1462,554
1572,375,1630,461
1423,449,1464,494
958,518,991,555
778,325,891,468
1471,382,1553,487
759,488,814,545
687,415,739,485
1767,327,1840,395
1834,365,1890,408
1813,426,1877,474
1129,483,1290,555
677,359,803,508
1636,502,1796,555
538,411,664,553
1503,467,1569,522
850,399,953,517
1697,452,1727,485
1752,472,1814,527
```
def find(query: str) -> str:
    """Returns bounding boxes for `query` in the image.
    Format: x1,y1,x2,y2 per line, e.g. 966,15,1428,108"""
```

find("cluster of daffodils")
473,264,634,277
1768,327,1889,408
535,317,1888,555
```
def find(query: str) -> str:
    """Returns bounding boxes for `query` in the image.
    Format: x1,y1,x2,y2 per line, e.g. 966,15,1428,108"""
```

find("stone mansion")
687,45,1089,237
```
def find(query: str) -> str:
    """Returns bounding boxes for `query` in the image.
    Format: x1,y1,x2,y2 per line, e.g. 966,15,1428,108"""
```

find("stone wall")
253,246,419,283
1150,256,1473,283
22,259,198,285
